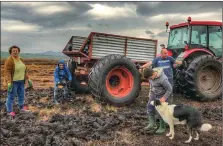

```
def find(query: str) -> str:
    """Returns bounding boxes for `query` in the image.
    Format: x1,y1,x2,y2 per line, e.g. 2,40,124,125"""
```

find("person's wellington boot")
144,115,157,131
155,119,166,134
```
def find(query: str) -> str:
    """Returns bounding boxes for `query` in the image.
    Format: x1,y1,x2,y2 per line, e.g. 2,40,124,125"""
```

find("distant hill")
37,51,63,56
1,51,68,59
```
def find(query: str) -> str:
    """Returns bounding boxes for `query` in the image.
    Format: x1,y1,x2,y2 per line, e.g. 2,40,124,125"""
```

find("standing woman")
3,45,33,117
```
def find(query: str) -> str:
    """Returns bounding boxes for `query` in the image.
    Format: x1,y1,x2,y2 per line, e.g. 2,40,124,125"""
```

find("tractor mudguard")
175,49,214,68
183,49,214,59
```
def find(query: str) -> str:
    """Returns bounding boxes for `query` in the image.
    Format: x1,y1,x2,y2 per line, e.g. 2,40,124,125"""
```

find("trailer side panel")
91,34,126,58
126,38,156,61
71,36,87,51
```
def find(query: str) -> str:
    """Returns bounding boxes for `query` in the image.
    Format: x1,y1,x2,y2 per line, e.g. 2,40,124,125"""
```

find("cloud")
87,24,92,28
88,1,138,7
1,2,93,28
156,31,168,37
1,2,222,54
136,2,222,17
145,30,155,39
149,12,222,22
1,2,49,7
145,30,154,35
86,3,137,20
1,19,42,32
56,26,91,31
34,5,72,15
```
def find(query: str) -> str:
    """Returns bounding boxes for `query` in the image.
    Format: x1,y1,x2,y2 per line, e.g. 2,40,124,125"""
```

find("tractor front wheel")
88,54,141,106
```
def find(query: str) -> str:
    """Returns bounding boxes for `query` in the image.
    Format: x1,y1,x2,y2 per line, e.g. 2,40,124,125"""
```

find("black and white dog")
151,99,212,143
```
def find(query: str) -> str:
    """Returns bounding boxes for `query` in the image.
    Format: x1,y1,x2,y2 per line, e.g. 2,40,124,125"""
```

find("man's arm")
140,61,152,69
173,61,183,68
140,57,158,69
169,56,182,68
175,60,182,65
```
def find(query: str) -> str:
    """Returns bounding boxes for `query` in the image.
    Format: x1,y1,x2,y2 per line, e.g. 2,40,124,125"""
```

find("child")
143,67,173,134
53,60,72,104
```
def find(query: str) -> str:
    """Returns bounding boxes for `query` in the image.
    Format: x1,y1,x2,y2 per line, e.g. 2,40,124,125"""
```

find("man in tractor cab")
140,48,182,103
53,60,72,104
143,67,172,134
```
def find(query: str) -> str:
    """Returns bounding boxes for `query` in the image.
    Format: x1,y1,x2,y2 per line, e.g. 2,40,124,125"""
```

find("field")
1,59,58,90
0,59,222,146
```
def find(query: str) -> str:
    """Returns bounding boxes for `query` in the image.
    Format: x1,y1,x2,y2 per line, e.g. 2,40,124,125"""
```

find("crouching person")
53,60,72,104
143,67,172,134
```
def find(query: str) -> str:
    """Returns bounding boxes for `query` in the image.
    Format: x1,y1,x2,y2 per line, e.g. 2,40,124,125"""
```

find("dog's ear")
154,99,161,106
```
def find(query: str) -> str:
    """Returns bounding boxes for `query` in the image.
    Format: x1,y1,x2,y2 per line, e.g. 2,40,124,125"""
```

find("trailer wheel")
88,54,141,106
67,60,89,94
185,55,222,101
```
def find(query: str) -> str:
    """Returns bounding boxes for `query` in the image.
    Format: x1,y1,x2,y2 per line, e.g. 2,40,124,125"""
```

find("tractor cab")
166,17,222,59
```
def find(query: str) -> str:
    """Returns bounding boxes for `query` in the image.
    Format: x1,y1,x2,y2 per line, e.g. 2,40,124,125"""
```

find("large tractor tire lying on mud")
185,55,222,101
67,60,90,94
88,54,141,106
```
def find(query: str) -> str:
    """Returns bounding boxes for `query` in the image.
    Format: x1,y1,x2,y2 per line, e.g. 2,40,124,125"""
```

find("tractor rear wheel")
88,54,141,106
185,55,222,101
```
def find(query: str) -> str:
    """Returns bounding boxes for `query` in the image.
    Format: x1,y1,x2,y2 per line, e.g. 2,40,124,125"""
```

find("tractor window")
168,27,188,49
191,26,207,47
208,26,222,57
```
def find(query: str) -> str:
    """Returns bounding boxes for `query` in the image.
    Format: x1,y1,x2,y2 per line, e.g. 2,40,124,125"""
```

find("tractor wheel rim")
106,67,134,98
198,65,221,94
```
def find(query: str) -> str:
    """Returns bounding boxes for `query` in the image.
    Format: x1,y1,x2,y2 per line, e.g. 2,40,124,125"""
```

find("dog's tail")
200,123,212,131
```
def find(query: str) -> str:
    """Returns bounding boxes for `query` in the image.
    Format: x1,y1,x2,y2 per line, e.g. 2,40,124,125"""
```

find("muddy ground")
0,86,222,146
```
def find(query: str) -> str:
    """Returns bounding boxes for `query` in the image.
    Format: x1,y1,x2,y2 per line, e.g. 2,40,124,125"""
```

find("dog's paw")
184,140,191,143
194,137,199,141
184,137,193,143
169,136,174,140
166,133,171,137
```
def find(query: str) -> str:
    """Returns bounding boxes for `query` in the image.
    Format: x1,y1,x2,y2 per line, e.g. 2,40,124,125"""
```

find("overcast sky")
1,2,222,53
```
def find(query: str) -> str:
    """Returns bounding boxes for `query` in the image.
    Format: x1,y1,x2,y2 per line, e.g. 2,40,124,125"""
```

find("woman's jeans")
6,80,25,113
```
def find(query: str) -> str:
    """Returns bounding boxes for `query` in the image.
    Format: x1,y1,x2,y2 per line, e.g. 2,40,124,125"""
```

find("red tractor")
165,17,222,101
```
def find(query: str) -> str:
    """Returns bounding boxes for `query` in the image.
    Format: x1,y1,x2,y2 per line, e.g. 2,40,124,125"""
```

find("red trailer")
62,32,158,106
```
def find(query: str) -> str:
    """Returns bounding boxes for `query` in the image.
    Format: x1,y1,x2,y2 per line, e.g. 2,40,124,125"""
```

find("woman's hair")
9,45,20,54
143,68,154,79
